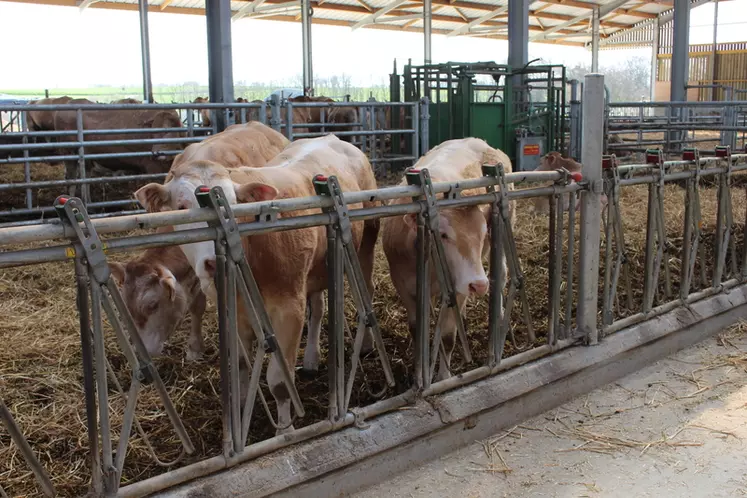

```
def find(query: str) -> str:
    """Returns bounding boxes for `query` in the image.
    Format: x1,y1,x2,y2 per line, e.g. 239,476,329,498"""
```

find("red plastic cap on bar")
314,174,328,182
682,151,696,160
58,197,69,205
408,168,421,173
198,187,210,193
570,172,583,182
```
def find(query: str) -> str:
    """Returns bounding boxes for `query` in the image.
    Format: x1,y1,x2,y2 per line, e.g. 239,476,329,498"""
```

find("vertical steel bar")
74,257,103,496
138,0,154,103
326,225,345,421
550,193,563,345
564,190,576,338
423,0,432,64
650,19,659,102
681,177,694,299
226,255,241,454
415,219,431,390
670,0,690,150
286,101,295,141
591,7,600,73
487,202,503,366
270,94,281,132
711,0,719,101
206,0,235,133
419,98,428,156
301,0,314,96
642,182,658,312
0,400,56,498
76,109,90,204
90,283,115,493
713,170,727,286
602,181,615,326
215,239,233,457
20,112,32,209
578,73,604,345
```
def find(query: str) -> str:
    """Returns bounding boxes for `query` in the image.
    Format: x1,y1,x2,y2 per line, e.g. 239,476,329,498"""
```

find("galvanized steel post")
670,0,690,150
423,0,432,64
711,0,719,101
138,0,154,103
206,0,235,132
650,18,659,102
419,97,430,156
591,7,600,73
302,0,314,96
578,74,605,345
569,80,581,160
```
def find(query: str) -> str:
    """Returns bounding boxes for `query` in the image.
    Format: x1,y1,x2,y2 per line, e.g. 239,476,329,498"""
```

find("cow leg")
302,291,325,374
266,298,305,436
186,291,207,362
64,161,78,197
434,294,468,382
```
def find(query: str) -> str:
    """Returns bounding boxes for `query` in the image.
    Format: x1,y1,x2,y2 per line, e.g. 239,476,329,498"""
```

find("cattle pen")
3,0,747,495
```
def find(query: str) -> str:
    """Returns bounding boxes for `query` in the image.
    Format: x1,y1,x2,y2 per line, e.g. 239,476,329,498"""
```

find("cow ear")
156,266,177,302
402,213,418,231
109,262,126,287
135,183,170,212
235,182,278,203
547,153,557,166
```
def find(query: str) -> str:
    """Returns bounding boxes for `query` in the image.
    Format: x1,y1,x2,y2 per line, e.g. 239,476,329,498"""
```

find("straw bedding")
0,162,745,497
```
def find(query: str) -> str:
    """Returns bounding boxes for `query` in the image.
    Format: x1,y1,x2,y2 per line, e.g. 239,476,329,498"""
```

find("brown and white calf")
531,151,608,215
382,137,516,381
134,134,380,433
109,227,207,361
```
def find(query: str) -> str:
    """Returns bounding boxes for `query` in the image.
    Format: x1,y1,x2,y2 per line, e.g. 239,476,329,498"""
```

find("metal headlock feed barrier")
0,99,424,226
3,75,747,497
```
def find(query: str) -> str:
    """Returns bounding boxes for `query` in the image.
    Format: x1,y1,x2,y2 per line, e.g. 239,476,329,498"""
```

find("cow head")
148,110,185,160
134,161,277,301
402,205,489,298
109,260,188,356
532,151,608,214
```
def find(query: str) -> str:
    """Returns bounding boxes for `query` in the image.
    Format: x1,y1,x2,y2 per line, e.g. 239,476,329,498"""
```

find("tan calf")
531,152,608,215
109,226,207,361
382,137,515,381
134,134,380,434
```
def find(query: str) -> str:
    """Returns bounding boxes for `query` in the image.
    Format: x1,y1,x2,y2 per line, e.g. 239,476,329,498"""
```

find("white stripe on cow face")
167,175,238,303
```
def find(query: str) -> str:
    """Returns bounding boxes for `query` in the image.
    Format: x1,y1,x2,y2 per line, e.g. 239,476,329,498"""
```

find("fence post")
419,97,430,157
577,73,604,345
569,80,581,160
270,94,282,133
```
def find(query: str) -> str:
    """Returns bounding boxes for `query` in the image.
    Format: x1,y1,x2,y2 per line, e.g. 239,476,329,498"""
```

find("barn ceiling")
1,0,714,47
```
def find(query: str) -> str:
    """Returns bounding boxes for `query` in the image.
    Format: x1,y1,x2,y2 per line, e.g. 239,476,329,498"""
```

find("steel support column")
138,0,154,103
206,0,235,132
508,0,528,107
578,73,604,346
591,7,600,72
424,0,432,64
650,18,659,102
671,0,690,103
711,0,719,100
302,0,314,96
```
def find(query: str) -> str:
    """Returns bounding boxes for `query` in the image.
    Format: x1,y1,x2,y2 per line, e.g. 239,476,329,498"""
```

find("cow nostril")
469,280,489,296
204,258,217,277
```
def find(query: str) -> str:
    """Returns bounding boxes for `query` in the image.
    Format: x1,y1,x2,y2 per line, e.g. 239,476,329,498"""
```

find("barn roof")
0,0,717,47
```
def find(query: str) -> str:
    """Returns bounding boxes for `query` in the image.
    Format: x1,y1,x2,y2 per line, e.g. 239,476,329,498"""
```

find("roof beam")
600,0,711,45
350,0,410,30
77,0,99,11
531,0,631,40
160,0,173,10
232,0,268,20
446,4,508,37
535,0,656,18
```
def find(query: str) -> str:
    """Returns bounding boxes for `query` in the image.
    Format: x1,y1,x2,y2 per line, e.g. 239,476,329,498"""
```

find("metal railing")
601,147,747,334
606,100,747,155
0,99,423,227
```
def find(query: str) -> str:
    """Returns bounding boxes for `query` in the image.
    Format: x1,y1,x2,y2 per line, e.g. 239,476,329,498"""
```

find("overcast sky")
0,0,744,89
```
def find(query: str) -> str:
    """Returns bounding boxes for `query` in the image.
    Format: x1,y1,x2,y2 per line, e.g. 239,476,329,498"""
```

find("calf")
531,151,608,215
109,227,207,361
382,137,516,381
134,134,380,434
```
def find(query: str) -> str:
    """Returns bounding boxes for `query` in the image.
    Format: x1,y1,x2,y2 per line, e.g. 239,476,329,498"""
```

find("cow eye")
441,233,449,240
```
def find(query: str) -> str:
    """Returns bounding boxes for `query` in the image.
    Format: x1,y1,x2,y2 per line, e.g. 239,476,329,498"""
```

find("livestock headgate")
1,74,747,497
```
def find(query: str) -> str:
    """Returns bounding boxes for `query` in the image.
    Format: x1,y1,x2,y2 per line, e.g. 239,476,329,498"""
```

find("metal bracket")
54,196,110,285
257,204,280,224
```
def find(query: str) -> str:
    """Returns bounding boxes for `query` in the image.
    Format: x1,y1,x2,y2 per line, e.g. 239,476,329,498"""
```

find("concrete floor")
352,325,747,498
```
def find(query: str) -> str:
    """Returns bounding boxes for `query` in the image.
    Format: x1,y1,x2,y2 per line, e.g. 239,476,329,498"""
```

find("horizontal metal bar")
0,173,167,191
293,129,415,138
0,101,416,112
0,171,566,247
0,136,202,152
0,149,182,165
1,127,207,139
609,101,747,108
0,199,138,219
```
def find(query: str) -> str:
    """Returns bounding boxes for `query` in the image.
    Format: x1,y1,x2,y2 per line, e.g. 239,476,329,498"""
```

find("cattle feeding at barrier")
134,133,382,434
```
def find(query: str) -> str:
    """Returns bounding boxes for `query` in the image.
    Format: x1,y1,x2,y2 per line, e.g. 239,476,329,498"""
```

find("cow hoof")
298,366,318,380
185,350,203,362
